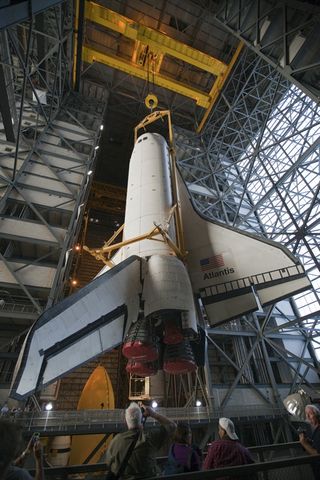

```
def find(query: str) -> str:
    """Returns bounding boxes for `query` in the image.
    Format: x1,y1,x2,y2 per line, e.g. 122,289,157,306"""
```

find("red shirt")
203,439,254,479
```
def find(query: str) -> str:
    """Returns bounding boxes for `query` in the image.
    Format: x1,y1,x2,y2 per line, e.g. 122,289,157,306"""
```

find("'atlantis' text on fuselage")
203,267,235,280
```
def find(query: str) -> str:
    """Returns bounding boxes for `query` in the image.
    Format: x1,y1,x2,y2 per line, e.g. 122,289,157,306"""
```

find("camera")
296,426,307,434
31,432,40,446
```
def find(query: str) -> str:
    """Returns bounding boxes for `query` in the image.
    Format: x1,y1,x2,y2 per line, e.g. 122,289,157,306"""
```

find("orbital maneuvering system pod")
10,111,311,399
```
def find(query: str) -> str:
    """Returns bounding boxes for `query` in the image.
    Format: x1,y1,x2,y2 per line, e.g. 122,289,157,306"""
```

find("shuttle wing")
10,256,142,400
178,173,311,326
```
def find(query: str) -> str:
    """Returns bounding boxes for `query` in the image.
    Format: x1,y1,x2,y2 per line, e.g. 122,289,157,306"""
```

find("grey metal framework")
0,1,105,385
8,405,287,435
214,0,320,104
175,45,320,441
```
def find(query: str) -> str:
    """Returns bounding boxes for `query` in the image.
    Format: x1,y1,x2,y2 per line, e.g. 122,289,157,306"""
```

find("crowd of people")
0,402,30,417
106,403,252,479
1,402,320,480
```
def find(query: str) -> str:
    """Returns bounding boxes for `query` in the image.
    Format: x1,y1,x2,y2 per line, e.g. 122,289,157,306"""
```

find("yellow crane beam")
81,2,244,129
83,46,211,108
85,2,228,76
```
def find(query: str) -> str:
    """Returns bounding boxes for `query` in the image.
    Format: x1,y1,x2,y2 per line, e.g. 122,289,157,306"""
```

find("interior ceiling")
80,0,239,187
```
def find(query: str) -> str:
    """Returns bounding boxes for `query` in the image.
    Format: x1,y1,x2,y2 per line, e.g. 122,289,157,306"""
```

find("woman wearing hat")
203,417,254,474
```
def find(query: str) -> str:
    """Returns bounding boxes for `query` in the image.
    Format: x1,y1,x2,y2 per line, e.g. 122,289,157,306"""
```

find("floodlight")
45,402,53,411
283,390,310,419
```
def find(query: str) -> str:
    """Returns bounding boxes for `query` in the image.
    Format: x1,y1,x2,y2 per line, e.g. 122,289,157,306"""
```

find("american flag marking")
200,254,225,271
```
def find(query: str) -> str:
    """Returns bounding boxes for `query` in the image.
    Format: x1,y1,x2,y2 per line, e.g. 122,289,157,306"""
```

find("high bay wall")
0,1,105,389
175,46,320,440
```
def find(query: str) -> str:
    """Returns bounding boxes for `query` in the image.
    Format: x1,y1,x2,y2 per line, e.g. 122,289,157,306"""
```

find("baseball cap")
219,417,239,440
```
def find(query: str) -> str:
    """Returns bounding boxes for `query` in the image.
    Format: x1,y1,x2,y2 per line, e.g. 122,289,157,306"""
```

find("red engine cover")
163,358,197,375
122,341,158,361
163,321,184,345
126,360,158,377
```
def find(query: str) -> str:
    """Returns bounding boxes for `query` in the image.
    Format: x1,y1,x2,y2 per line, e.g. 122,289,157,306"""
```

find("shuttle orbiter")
10,111,310,399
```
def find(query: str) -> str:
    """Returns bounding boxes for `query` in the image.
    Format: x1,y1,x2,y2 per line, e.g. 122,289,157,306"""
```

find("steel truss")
214,0,320,105
0,2,105,385
175,46,320,442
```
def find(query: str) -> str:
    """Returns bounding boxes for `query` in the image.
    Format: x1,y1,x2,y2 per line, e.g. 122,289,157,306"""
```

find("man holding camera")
299,404,320,479
0,420,44,480
106,402,176,480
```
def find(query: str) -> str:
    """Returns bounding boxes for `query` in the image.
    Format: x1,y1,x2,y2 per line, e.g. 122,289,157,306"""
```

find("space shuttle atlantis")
11,111,310,400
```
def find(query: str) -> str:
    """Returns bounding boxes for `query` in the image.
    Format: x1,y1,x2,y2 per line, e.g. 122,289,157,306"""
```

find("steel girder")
175,46,320,436
0,0,66,30
83,2,228,109
214,0,320,105
81,1,245,132
0,1,105,386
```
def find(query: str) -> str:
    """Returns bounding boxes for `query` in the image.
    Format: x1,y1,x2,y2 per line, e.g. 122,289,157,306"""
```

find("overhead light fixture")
100,124,104,131
253,17,271,46
196,400,202,407
151,401,158,408
280,33,306,67
45,402,53,411
283,389,310,419
94,145,99,150
87,170,93,176
71,279,78,286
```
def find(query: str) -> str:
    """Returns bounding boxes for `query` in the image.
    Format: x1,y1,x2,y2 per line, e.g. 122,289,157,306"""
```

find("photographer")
106,402,176,480
6,431,44,480
299,404,320,479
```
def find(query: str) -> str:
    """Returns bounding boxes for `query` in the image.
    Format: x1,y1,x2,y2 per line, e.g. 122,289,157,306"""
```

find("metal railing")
200,264,305,299
10,405,288,435
0,302,39,315
29,449,319,480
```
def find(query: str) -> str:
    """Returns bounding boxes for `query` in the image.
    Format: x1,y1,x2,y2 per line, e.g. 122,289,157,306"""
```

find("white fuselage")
99,132,198,334
122,132,175,258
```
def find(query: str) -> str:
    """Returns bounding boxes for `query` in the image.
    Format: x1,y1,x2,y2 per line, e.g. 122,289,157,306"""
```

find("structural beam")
0,65,15,141
88,182,126,214
82,1,242,125
83,46,211,108
85,2,227,76
74,0,85,91
197,41,244,133
0,0,65,29
214,0,320,104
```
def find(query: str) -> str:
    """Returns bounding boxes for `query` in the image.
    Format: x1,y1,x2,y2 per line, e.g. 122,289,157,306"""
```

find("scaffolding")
0,1,105,385
175,45,320,442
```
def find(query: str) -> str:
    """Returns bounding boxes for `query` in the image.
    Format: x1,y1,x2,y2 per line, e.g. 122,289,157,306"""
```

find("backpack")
163,444,194,475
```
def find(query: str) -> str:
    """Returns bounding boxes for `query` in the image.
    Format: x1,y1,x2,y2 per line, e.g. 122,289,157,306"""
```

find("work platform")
12,404,287,436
